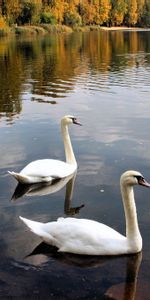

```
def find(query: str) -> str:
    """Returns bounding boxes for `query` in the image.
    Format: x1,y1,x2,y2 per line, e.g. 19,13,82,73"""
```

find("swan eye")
70,117,82,126
71,117,76,123
134,175,144,183
134,175,144,180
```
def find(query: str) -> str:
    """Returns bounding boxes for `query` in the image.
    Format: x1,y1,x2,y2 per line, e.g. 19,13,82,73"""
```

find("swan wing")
52,218,127,255
20,159,76,178
9,159,77,183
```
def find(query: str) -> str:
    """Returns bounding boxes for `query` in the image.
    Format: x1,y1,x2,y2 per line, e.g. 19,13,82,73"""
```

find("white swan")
19,170,150,255
8,115,81,184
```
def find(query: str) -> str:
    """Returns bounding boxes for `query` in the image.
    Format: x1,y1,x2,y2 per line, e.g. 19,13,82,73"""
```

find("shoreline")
100,26,150,31
0,24,150,37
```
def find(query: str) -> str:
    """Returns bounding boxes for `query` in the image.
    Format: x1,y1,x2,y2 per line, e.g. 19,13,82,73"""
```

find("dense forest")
0,0,150,28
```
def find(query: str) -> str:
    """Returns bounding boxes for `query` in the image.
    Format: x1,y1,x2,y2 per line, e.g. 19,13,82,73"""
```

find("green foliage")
18,1,35,24
142,1,150,26
40,11,56,24
111,0,127,25
64,11,82,26
17,0,42,25
40,24,73,33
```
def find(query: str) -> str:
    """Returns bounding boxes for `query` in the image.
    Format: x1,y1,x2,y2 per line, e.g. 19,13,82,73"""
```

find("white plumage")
20,170,150,255
8,115,81,184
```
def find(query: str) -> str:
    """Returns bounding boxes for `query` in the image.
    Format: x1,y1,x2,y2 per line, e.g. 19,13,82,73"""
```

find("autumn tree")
78,0,95,25
49,0,65,24
137,0,145,24
1,0,21,24
17,0,42,25
0,0,150,27
142,0,150,26
98,0,111,25
126,0,138,25
64,0,81,26
111,0,127,25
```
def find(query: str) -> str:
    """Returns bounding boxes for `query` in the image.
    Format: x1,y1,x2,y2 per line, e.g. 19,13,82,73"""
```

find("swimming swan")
8,115,81,184
19,170,150,255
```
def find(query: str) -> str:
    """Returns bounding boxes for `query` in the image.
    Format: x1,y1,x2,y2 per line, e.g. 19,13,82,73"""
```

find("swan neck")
61,123,76,165
121,183,141,241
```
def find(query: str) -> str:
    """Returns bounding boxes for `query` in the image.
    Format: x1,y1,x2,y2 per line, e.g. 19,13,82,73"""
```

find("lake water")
0,30,150,298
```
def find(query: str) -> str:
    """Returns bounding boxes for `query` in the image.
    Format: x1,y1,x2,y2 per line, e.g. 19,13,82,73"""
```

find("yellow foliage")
128,0,138,25
0,15,7,29
51,0,65,23
0,0,149,27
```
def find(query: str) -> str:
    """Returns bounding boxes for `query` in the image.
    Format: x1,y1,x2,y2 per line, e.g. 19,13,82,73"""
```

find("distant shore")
0,24,149,37
100,26,150,31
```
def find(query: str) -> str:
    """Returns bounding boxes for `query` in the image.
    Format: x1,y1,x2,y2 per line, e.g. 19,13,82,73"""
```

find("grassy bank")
0,24,149,37
0,24,108,37
13,24,73,36
13,24,100,35
0,24,73,37
0,27,11,37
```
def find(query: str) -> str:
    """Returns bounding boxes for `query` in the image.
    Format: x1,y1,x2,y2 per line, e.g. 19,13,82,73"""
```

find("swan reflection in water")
11,172,84,216
25,242,142,300
105,252,142,300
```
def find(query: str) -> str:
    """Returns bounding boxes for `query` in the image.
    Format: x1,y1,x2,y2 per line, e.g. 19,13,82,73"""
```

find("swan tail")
19,216,53,242
8,171,31,184
19,216,43,233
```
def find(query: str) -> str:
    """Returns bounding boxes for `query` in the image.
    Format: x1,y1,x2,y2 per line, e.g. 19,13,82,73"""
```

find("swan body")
8,115,81,184
19,170,150,255
9,160,76,184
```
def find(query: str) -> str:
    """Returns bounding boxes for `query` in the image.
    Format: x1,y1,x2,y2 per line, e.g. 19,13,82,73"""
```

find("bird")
19,170,150,255
8,115,81,184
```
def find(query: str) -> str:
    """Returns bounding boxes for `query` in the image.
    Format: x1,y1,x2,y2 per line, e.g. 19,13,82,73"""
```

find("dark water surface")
0,30,150,299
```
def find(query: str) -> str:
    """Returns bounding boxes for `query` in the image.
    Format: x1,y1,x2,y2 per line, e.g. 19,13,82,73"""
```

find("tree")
0,0,7,16
18,0,42,25
137,0,145,25
50,0,65,24
2,0,21,25
0,0,150,27
126,0,138,26
64,11,81,26
78,0,95,25
98,0,111,25
142,0,150,26
111,0,127,25
40,11,56,24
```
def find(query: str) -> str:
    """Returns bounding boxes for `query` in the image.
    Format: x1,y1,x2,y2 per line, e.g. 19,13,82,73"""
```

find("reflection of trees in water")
0,39,23,121
0,31,150,120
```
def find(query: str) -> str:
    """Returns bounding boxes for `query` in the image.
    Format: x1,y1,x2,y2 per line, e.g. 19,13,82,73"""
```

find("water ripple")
26,51,150,101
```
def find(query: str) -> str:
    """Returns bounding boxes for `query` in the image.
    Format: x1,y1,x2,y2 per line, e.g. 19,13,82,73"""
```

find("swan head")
120,170,150,188
61,115,82,126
